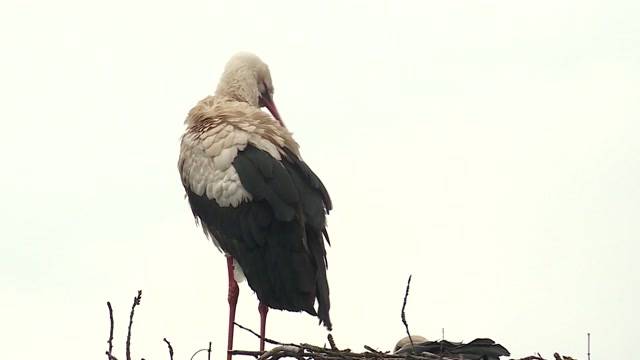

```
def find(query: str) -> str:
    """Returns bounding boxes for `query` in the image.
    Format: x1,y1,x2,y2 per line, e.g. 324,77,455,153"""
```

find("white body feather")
178,97,299,207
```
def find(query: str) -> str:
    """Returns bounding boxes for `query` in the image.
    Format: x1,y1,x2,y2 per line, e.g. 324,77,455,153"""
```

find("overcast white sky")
1,0,639,359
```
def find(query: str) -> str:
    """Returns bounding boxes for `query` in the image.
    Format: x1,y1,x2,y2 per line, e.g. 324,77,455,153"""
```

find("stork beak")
261,93,284,127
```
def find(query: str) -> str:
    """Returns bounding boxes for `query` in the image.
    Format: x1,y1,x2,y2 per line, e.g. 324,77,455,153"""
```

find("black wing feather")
185,144,332,330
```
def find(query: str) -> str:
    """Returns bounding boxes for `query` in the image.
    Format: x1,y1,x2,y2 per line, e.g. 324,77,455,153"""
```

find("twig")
363,345,386,354
107,302,115,360
106,351,119,360
328,334,338,351
234,322,294,346
400,275,415,354
229,350,263,357
163,338,174,360
190,342,214,360
126,290,143,360
190,349,211,360
327,334,351,359
258,346,303,360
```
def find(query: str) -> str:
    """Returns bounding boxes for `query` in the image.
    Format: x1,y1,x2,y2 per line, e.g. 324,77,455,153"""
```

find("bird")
394,335,510,360
394,335,428,353
178,52,332,360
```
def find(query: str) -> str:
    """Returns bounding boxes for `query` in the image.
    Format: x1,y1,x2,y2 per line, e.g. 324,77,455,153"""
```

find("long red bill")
264,96,284,127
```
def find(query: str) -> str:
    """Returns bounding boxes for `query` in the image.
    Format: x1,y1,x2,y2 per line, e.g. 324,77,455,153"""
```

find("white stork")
178,53,332,359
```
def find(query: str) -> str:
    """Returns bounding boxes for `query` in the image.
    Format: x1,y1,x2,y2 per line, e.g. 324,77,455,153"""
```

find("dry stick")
363,345,385,354
328,334,338,351
188,342,214,360
190,349,211,360
229,350,263,357
106,351,120,360
234,322,295,346
107,302,115,360
326,334,351,360
163,338,174,360
400,275,415,354
126,290,143,360
300,343,357,357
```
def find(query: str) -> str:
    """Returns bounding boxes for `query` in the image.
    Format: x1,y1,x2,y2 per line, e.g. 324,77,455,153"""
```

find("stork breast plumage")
179,97,300,208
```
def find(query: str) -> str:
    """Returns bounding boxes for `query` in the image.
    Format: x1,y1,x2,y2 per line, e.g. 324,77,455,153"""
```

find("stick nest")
230,335,463,360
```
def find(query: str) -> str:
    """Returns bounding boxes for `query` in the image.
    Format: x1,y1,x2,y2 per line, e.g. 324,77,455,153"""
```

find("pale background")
1,1,638,359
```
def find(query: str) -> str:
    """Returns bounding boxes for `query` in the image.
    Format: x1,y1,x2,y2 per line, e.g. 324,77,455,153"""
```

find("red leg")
258,302,269,352
226,255,239,360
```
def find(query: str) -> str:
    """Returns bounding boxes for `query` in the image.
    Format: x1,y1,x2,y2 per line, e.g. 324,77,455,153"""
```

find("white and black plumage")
178,53,332,357
394,336,510,360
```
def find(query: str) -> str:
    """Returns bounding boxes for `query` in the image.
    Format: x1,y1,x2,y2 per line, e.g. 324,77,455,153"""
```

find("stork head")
215,52,282,125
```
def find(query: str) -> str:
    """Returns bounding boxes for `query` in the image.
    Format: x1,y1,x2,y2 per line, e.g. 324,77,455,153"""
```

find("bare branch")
126,290,143,360
107,302,115,360
328,334,338,351
400,275,415,354
234,322,294,346
363,345,386,354
190,349,210,360
163,338,174,360
258,345,304,360
229,350,262,357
